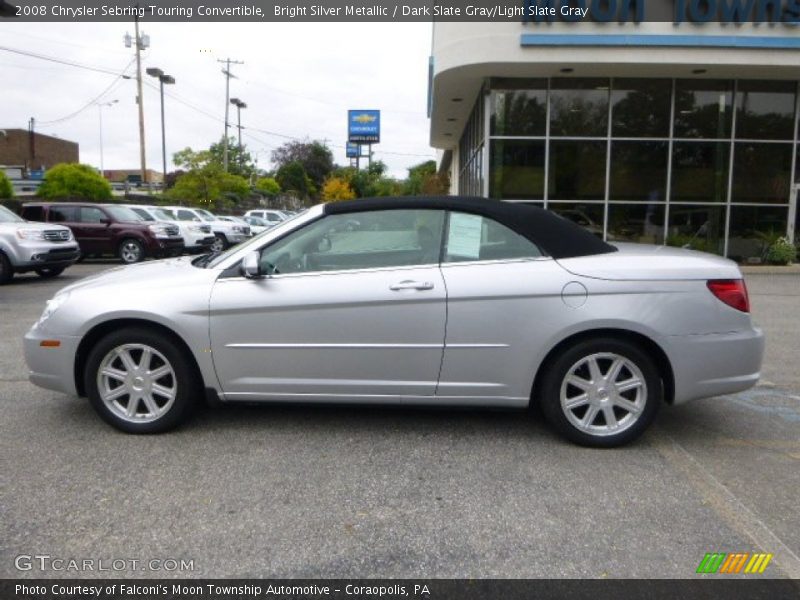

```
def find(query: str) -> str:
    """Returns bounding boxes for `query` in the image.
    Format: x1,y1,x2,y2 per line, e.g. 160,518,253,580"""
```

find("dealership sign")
523,0,800,23
348,110,380,143
346,142,360,157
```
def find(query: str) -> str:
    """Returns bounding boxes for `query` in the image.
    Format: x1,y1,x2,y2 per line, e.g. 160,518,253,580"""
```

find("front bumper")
13,243,80,271
148,237,185,255
24,327,81,396
663,326,765,405
186,236,216,250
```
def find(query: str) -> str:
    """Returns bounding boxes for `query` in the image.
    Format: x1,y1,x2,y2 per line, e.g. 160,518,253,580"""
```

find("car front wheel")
539,338,661,447
210,234,228,252
85,328,197,433
119,239,145,264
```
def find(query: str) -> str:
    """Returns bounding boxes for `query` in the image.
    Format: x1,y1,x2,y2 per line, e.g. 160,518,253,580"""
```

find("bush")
765,237,797,265
38,163,111,201
321,176,355,201
0,171,13,199
254,177,281,197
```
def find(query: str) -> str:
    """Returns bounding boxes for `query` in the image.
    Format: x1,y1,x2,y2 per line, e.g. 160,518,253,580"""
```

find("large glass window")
732,143,793,204
548,141,607,201
735,81,796,140
550,79,609,137
490,80,547,137
728,205,791,263
667,204,726,255
609,141,668,201
611,79,672,138
259,210,445,274
548,203,605,238
671,142,729,203
443,212,542,262
489,140,545,200
674,80,733,139
607,203,665,245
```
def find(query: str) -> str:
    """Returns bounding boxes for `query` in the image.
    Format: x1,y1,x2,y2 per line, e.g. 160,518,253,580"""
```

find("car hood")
56,256,217,296
556,242,742,281
2,221,71,232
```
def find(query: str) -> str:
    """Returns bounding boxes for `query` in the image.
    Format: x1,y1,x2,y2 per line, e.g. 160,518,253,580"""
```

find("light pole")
230,97,247,172
146,67,175,184
124,19,149,184
97,99,118,177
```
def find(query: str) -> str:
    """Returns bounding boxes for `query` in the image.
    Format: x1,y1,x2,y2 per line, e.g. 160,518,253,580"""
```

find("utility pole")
230,97,247,172
218,57,243,172
125,16,150,184
146,68,175,184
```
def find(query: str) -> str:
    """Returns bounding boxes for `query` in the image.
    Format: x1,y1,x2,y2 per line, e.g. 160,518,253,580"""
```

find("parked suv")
0,204,80,284
165,206,250,251
21,202,184,264
244,209,287,226
123,205,216,254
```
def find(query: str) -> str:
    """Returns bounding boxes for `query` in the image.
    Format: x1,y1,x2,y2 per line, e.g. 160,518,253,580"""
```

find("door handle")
390,280,434,291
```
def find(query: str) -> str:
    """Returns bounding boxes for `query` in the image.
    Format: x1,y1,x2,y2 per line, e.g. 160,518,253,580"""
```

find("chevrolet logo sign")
352,113,377,124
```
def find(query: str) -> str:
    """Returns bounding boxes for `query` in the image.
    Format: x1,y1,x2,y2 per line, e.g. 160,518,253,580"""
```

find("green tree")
271,140,334,194
208,137,256,178
276,161,314,198
254,177,281,197
404,160,448,196
38,163,111,201
0,171,13,199
168,147,249,210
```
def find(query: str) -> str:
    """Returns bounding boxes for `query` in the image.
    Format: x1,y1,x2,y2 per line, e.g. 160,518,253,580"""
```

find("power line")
0,45,133,77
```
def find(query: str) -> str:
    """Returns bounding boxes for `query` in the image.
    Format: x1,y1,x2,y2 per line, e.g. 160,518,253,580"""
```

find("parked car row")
1,202,297,283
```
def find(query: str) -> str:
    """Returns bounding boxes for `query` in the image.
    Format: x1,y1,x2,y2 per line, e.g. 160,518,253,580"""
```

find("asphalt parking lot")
1,262,799,579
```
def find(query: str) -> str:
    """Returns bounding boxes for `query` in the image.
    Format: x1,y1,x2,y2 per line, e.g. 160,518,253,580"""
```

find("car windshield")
203,209,309,269
153,209,175,220
105,206,144,222
196,209,216,222
0,205,24,223
247,216,267,226
130,207,155,221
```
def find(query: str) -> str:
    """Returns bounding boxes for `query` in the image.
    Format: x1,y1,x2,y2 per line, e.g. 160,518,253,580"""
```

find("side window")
79,207,107,223
22,206,45,222
177,210,195,221
49,206,77,222
443,212,543,263
259,209,445,275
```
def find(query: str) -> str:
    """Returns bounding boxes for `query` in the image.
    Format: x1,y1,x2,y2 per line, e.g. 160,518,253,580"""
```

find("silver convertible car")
24,197,764,446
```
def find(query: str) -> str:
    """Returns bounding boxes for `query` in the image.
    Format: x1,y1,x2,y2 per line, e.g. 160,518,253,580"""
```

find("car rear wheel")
119,239,145,264
34,266,65,279
85,328,197,433
210,234,227,252
539,338,661,447
0,252,12,284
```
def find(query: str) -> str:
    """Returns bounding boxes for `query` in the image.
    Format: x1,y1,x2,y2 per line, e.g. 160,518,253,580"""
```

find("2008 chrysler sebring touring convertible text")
23,197,764,446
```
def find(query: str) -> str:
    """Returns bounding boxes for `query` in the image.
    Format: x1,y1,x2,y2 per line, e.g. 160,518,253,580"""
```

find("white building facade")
429,7,800,261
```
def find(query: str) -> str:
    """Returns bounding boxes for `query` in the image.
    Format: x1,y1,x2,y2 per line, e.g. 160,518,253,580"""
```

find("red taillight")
707,279,750,313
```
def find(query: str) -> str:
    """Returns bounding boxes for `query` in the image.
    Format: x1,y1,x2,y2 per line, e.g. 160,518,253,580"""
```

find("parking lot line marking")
652,432,800,579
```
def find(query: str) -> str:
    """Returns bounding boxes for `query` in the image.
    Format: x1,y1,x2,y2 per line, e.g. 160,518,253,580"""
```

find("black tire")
0,252,12,284
34,266,65,279
84,327,199,433
118,238,145,264
538,337,661,448
210,234,228,252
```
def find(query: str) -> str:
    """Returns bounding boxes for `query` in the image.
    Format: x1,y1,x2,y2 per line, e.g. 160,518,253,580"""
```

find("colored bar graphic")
697,552,773,574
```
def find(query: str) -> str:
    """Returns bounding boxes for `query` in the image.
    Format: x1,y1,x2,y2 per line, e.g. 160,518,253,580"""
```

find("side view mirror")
241,250,263,279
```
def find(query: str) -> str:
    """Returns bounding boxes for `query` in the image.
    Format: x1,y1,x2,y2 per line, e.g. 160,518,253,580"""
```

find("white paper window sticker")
447,213,483,259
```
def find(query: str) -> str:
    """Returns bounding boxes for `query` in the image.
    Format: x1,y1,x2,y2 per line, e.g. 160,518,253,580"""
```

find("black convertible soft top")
324,196,616,259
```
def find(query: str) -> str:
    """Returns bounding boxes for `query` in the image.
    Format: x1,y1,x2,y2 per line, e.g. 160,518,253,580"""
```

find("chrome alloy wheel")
559,352,647,437
120,241,143,263
96,343,177,423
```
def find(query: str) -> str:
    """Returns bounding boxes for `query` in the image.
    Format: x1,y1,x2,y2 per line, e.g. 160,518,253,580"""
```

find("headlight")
232,225,244,233
16,228,45,241
147,224,169,236
35,292,70,328
188,224,203,233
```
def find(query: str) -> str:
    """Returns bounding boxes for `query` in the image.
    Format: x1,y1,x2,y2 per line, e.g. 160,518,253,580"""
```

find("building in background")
429,14,799,262
0,129,79,177
103,169,163,185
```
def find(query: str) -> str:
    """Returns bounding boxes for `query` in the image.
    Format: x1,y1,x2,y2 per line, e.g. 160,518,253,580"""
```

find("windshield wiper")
193,251,222,268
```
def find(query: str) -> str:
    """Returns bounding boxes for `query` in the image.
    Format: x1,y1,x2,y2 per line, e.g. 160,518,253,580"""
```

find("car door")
73,206,114,254
437,211,574,405
209,208,448,401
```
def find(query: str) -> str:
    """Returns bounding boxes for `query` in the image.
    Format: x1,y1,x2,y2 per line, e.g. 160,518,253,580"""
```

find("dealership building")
429,11,800,261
